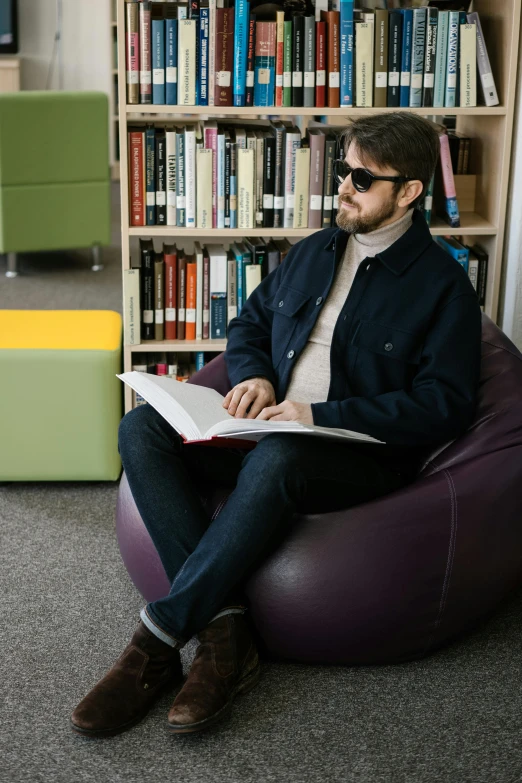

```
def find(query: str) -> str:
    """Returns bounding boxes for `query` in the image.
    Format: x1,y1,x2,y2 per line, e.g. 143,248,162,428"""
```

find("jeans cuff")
140,607,185,649
209,606,247,624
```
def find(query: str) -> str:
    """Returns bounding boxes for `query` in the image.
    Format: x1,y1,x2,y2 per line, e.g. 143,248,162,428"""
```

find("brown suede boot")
70,619,184,738
167,612,261,734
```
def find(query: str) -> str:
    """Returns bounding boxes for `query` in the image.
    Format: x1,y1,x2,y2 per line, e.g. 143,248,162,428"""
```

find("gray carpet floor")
2,185,522,782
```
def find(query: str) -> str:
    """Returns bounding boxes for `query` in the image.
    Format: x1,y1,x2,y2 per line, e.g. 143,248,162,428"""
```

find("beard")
335,193,399,234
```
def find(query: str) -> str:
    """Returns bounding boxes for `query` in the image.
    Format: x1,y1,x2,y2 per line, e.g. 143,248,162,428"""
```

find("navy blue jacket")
224,210,482,471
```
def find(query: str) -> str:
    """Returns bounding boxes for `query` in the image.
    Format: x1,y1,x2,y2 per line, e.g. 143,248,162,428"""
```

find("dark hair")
341,112,440,209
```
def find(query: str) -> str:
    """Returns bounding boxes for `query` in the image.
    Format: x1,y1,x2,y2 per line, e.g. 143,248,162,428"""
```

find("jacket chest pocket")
265,285,311,367
351,319,423,393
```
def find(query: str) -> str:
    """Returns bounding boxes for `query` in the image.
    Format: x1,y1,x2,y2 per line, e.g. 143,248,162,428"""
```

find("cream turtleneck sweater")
285,209,413,404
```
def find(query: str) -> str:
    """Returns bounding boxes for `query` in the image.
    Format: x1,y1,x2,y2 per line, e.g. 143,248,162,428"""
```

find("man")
70,112,482,738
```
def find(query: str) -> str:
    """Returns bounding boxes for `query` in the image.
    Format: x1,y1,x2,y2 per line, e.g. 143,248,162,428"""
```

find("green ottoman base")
0,310,123,481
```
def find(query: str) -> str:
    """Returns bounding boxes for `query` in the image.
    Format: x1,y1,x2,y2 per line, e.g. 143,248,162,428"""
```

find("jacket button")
287,350,295,359
278,300,284,307
316,296,323,305
384,342,393,351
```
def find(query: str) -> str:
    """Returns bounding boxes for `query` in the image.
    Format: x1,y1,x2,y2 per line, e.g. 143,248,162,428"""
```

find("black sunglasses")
332,159,413,193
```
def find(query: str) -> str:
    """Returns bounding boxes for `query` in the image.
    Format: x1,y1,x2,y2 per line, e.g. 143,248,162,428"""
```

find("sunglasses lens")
352,169,372,192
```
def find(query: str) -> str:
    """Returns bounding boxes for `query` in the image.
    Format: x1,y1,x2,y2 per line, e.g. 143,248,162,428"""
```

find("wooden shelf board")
127,215,497,238
125,105,507,117
128,340,228,352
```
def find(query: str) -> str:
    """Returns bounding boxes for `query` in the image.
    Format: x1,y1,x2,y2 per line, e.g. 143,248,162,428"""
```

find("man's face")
335,144,405,234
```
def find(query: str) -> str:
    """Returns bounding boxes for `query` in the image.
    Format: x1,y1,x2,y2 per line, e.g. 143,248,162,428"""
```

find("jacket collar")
323,209,433,276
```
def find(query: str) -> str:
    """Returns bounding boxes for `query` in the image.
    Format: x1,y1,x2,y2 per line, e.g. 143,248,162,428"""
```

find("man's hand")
222,377,276,419
255,400,313,425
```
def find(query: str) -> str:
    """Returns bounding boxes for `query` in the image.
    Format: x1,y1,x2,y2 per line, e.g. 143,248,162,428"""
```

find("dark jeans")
118,403,411,648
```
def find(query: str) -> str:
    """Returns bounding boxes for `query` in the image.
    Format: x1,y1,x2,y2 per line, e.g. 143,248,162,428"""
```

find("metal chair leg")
91,245,104,272
6,252,18,278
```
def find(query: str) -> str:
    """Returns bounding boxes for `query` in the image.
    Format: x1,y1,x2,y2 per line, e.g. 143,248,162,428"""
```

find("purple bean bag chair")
116,313,522,664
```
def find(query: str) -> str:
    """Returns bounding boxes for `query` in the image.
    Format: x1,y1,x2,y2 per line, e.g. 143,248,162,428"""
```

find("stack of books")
124,1,498,109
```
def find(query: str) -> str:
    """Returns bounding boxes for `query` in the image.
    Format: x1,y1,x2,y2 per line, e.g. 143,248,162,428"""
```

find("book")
433,10,448,109
246,14,257,106
140,238,154,340
254,21,276,107
293,147,310,229
467,11,499,107
409,7,425,108
233,0,248,107
315,20,326,108
139,1,152,104
399,8,412,108
155,128,166,225
307,129,325,229
177,250,187,340
151,3,165,104
117,371,386,446
215,7,234,106
196,147,213,227
128,128,145,226
445,11,459,108
165,6,178,104
178,19,197,105
166,127,177,225
145,125,156,225
322,10,340,107
198,7,209,105
292,15,304,107
340,0,353,107
123,269,141,346
303,15,316,108
154,252,165,341
459,21,476,108
184,125,196,228
373,9,388,108
194,241,204,339
185,258,197,340
164,242,177,339
275,10,285,107
283,19,292,107
355,22,373,107
434,235,469,274
438,132,460,228
125,0,140,104
422,7,437,108
387,10,402,108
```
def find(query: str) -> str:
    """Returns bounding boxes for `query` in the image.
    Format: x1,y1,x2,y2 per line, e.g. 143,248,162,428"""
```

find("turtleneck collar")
352,209,414,255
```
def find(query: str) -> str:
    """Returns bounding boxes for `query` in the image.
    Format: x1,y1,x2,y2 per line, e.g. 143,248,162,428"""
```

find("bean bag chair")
115,313,522,664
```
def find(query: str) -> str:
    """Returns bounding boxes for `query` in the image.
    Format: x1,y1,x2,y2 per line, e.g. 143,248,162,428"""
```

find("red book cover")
128,130,145,226
321,10,340,108
177,251,187,340
275,12,284,106
315,21,326,108
185,259,197,340
203,248,210,339
214,8,235,106
163,243,177,340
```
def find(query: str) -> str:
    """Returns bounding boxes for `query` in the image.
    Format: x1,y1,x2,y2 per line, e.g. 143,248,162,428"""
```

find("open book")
117,372,386,446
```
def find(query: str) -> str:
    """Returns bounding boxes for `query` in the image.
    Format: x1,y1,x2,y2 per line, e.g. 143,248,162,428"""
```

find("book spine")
198,9,209,106
195,246,204,340
340,0,353,107
255,134,264,227
275,11,285,106
283,132,301,228
433,11,448,109
422,7,438,108
355,22,373,107
125,2,140,104
273,126,285,228
423,172,434,226
184,127,196,228
245,14,256,106
166,129,177,226
303,16,315,107
177,253,186,340
467,11,499,107
315,21,326,108
154,255,165,341
254,21,276,107
322,137,335,228
445,11,459,108
145,126,156,225
185,261,197,340
165,17,178,105
399,9,412,108
230,142,237,228
263,134,275,228
142,249,154,340
439,133,460,227
203,251,210,338
292,16,304,107
123,269,141,346
139,2,152,104
215,7,234,106
293,147,310,229
374,10,388,108
208,0,216,106
152,15,166,104
238,148,254,229
283,20,292,107
178,19,197,105
217,130,225,228
155,130,166,225
164,251,177,339
409,8,426,108
204,125,218,227
387,10,402,107
196,147,213,227
227,257,238,327
323,11,340,108
308,133,325,229
459,22,476,108
210,250,227,339
176,131,185,226
233,0,248,107
224,136,231,228
128,130,145,226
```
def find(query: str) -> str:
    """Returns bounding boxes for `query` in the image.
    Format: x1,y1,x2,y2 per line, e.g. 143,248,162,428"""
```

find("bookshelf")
111,3,120,180
117,0,521,414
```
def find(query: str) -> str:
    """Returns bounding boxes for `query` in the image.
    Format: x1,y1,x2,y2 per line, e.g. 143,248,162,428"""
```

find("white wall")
499,35,522,350
18,0,112,93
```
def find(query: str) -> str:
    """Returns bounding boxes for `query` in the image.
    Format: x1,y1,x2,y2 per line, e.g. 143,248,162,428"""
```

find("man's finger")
226,387,246,415
245,394,273,419
234,391,257,419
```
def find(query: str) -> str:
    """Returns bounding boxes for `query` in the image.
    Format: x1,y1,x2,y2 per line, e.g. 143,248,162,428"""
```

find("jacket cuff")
311,401,343,428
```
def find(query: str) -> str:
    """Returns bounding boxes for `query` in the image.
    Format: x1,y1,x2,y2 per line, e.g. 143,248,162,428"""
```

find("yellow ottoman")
0,310,123,481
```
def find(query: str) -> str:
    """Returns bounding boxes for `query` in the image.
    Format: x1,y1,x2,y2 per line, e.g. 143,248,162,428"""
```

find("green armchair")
0,91,111,278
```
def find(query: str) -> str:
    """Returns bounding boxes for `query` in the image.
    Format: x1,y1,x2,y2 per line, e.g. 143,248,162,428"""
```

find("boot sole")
167,662,261,735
